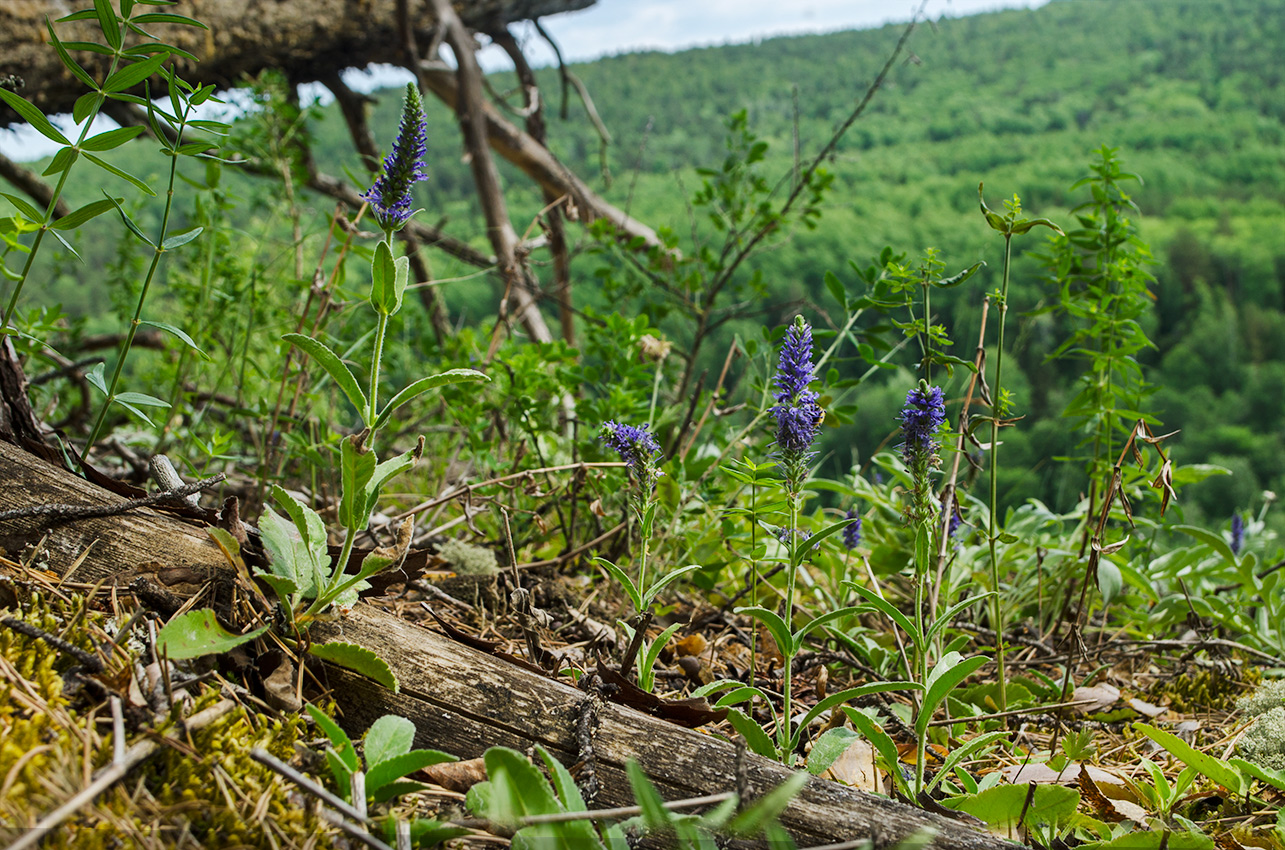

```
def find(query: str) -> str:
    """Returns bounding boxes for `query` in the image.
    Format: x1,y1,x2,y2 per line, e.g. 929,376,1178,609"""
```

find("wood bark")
0,0,593,125
0,435,1023,850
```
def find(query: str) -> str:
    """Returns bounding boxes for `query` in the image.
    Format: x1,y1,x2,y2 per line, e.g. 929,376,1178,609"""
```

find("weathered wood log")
0,438,1022,848
0,0,594,126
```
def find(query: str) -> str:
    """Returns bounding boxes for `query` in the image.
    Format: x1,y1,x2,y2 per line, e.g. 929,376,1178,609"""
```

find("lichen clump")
438,538,499,575
1235,678,1285,771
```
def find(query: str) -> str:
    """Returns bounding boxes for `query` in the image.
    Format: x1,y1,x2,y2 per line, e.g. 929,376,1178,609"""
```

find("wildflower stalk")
986,230,1013,714
978,184,1062,714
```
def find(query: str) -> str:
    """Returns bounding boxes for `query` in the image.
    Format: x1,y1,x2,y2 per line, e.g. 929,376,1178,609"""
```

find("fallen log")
0,438,1022,848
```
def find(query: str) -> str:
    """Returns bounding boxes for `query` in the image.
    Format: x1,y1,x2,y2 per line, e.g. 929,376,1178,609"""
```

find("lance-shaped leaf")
338,433,377,530
50,198,120,231
372,368,489,433
916,652,989,739
0,90,69,145
282,333,368,424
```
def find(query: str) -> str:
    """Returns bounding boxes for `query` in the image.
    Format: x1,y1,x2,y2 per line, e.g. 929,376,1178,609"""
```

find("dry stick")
929,297,990,626
7,699,238,850
425,0,553,352
248,747,369,822
491,26,576,346
678,339,741,462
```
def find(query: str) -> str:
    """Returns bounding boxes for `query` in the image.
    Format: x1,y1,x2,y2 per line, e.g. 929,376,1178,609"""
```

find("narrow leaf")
0,90,69,145
282,333,368,424
50,198,119,231
372,368,489,433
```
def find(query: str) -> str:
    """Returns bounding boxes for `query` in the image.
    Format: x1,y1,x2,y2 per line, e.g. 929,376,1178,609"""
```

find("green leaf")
791,606,863,654
947,783,1079,829
1134,722,1245,795
305,704,358,793
103,52,169,93
641,563,701,609
593,557,641,612
937,261,985,288
535,744,588,814
917,653,988,739
93,0,121,48
1228,758,1285,793
114,390,168,407
931,731,1008,792
339,436,377,530
726,771,807,836
258,507,325,599
796,683,918,742
1,193,45,222
626,760,673,831
305,703,358,770
47,23,100,91
736,606,791,664
840,707,904,791
140,319,209,359
843,581,922,646
282,333,368,424
725,707,779,759
80,125,145,151
0,89,70,145
364,714,416,768
161,225,203,251
364,446,419,514
155,608,266,659
807,727,861,775
373,369,490,433
91,157,156,196
925,592,994,647
1172,524,1237,564
131,11,208,27
42,146,77,178
50,198,119,231
1096,559,1123,605
367,750,456,801
309,641,399,692
640,622,683,685
481,747,562,826
369,240,408,316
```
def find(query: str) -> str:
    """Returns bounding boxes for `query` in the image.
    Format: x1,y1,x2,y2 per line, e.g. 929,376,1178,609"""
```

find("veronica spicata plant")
595,421,699,691
158,85,488,690
697,316,913,766
842,381,1003,799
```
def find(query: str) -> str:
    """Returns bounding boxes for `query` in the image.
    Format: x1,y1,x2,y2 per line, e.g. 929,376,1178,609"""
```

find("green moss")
0,589,344,849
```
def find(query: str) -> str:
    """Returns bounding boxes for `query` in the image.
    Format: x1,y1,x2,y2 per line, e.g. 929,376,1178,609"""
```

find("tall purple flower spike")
601,421,663,493
362,83,428,233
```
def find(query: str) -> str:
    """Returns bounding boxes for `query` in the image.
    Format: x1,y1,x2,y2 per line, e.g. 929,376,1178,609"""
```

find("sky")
0,0,1049,161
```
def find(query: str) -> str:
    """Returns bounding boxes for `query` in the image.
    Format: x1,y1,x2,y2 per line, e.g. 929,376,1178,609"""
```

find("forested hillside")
326,0,1285,526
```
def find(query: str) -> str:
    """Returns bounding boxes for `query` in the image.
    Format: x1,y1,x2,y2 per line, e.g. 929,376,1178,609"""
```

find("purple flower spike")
1231,513,1245,555
771,316,823,457
900,383,946,469
362,83,428,233
842,508,862,551
601,421,663,493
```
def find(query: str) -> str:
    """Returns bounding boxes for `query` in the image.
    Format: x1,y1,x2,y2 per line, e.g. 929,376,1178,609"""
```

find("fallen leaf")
821,736,880,792
1079,768,1150,825
422,756,488,793
1126,697,1167,718
672,633,707,658
1071,683,1121,713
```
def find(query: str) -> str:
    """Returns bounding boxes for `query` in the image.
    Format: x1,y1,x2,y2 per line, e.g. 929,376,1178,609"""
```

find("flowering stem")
368,303,390,444
987,233,1013,714
781,484,800,765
